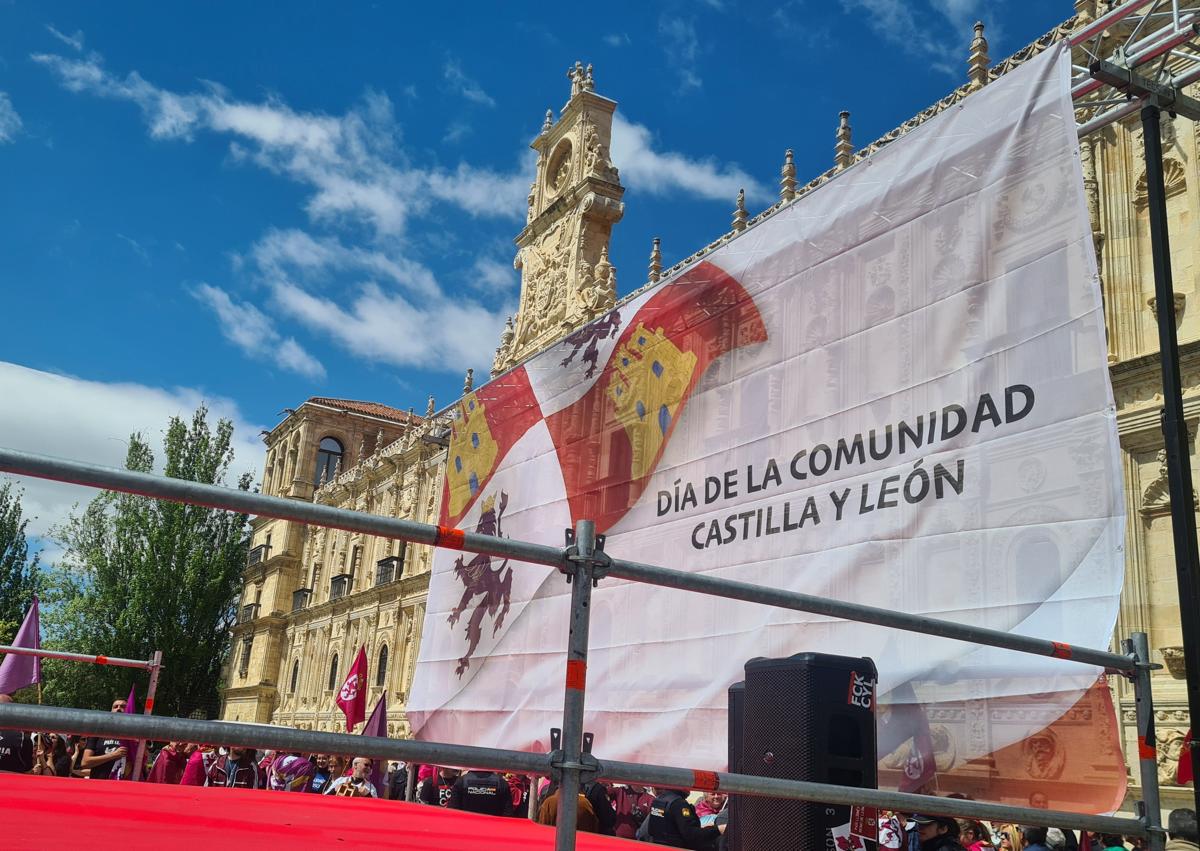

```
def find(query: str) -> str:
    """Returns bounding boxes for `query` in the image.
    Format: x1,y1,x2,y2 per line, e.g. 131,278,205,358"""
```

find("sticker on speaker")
847,670,876,710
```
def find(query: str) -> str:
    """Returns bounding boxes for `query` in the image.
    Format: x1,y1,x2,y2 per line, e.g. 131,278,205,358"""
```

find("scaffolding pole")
0,447,1138,675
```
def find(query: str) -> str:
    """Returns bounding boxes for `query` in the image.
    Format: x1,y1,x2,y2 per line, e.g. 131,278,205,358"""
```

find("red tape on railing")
435,526,465,549
95,655,109,666
1051,641,1072,659
565,660,586,691
692,770,720,791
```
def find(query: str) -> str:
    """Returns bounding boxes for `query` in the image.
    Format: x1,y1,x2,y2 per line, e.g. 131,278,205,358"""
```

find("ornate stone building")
224,6,1196,813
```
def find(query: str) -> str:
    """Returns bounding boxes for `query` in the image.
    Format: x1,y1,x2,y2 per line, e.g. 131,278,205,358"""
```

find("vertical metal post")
528,775,539,820
1131,633,1166,851
405,761,417,802
554,520,597,851
130,650,162,782
1142,102,1200,820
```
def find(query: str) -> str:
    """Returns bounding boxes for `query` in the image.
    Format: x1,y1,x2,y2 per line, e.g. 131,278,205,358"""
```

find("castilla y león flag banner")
409,41,1128,811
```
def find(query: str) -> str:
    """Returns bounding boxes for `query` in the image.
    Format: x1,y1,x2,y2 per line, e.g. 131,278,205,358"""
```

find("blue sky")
0,1,1072,538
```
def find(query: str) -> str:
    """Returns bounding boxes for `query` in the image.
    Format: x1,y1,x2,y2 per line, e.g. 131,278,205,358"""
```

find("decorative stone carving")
1147,292,1186,322
648,237,662,283
1140,449,1199,516
1160,646,1188,679
1134,158,1187,209
779,149,796,202
731,189,747,232
462,368,473,395
500,62,624,370
835,111,853,170
968,21,989,90
584,127,619,183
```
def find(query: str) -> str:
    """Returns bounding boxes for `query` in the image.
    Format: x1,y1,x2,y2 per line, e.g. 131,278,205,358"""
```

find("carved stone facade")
221,397,442,738
493,62,625,374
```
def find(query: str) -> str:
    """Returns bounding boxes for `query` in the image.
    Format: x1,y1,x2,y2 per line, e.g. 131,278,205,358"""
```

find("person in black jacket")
447,769,514,817
647,788,722,850
583,780,617,835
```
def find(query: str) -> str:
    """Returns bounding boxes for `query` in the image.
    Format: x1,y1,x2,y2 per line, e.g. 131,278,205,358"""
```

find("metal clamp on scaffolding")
562,526,610,585
547,728,600,788
1090,57,1200,119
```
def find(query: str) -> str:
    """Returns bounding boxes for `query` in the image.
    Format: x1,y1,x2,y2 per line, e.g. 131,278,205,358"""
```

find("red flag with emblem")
545,261,766,532
335,646,368,732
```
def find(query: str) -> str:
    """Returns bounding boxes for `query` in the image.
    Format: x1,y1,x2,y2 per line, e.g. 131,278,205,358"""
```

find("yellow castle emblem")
447,392,499,517
606,323,698,479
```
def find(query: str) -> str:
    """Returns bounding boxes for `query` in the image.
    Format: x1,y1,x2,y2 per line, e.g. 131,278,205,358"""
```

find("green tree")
44,406,252,716
0,480,41,645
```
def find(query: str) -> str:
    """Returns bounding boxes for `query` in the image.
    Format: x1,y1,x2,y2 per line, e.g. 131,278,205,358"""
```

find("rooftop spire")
731,188,748,232
780,149,797,203
648,237,662,283
968,21,990,90
542,108,553,134
835,111,853,171
462,368,474,395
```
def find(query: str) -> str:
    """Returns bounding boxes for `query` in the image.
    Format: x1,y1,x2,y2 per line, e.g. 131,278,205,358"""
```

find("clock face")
547,140,573,194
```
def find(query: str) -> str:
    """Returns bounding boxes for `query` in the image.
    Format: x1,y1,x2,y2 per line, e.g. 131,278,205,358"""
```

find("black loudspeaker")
727,681,745,850
737,652,878,851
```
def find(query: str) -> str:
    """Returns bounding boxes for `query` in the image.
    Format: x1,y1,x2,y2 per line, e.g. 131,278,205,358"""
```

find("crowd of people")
2,694,1197,850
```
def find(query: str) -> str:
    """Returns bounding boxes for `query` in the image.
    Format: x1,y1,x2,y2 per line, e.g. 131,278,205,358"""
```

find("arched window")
327,653,339,691
376,645,389,687
290,659,300,693
314,437,344,485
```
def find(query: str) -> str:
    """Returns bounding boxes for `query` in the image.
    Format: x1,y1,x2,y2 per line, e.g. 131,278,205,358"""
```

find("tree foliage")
0,480,41,645
44,406,251,716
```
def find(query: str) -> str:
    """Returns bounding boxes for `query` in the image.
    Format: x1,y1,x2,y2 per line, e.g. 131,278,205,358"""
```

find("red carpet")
1,773,638,849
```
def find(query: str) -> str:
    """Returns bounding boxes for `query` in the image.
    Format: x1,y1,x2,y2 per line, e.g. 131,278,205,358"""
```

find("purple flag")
0,597,40,696
361,693,387,794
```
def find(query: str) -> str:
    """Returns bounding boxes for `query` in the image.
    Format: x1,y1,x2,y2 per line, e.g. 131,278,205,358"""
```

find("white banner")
408,41,1125,776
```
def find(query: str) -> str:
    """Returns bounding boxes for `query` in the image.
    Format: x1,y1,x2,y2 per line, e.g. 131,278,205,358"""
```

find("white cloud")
470,255,518,292
46,25,84,51
193,283,327,379
271,280,510,374
425,161,530,219
33,51,528,238
658,16,703,92
0,361,266,540
0,93,22,143
116,233,150,265
603,33,631,47
610,113,768,204
443,58,496,108
841,0,981,72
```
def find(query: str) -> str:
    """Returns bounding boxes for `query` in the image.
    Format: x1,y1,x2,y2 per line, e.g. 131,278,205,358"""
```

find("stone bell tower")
492,61,625,375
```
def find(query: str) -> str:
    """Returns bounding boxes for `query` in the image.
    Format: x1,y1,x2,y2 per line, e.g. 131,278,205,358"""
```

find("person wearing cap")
910,814,968,851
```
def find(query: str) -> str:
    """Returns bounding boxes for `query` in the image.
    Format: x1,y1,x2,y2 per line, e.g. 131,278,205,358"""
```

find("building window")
314,437,344,485
238,637,253,678
376,645,388,687
327,653,339,691
290,659,300,693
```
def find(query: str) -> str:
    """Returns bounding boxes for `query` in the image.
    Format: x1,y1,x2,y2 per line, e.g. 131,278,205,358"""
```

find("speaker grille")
736,653,877,850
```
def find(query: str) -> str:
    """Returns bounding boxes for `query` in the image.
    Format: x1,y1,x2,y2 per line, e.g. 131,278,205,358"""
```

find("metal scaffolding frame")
1064,0,1200,827
2,7,1199,846
0,644,164,782
0,448,1166,849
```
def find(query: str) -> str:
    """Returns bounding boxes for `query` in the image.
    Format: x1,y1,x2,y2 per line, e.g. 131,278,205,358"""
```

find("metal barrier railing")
0,447,1164,849
0,643,163,784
